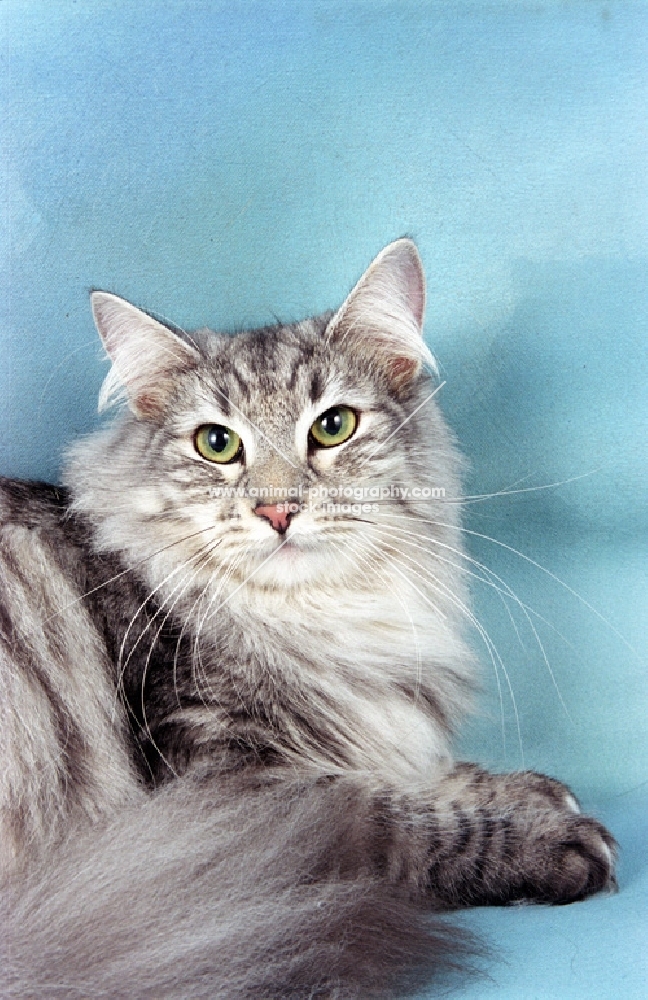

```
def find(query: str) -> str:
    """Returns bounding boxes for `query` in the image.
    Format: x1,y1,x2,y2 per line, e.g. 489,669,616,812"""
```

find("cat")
0,239,616,998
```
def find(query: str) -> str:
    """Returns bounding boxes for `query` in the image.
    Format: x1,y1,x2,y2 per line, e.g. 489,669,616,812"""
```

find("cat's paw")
496,771,617,905
436,766,617,909
525,811,617,905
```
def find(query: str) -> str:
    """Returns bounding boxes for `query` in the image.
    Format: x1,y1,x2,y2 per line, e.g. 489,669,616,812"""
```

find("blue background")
1,2,646,995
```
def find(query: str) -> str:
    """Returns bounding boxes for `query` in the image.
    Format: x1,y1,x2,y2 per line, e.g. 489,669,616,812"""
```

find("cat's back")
0,476,94,603
0,477,142,872
0,476,110,686
0,476,71,533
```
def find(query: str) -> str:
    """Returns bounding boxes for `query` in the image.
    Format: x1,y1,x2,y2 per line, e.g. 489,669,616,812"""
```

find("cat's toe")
562,791,581,815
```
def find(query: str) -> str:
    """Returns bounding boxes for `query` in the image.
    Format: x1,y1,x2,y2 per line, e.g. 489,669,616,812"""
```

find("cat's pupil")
208,426,229,452
321,410,341,436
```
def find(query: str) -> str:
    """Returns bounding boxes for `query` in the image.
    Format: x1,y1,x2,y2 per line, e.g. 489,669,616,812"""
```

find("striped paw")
541,813,617,904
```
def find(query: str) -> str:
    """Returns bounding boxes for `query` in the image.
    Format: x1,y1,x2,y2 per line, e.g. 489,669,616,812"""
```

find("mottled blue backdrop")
1,2,646,996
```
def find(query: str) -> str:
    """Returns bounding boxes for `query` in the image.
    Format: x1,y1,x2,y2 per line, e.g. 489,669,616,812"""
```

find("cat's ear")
91,292,200,418
326,239,435,391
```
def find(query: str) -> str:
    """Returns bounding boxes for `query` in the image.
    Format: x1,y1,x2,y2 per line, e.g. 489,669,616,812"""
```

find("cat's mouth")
242,528,338,587
254,520,356,561
264,532,311,556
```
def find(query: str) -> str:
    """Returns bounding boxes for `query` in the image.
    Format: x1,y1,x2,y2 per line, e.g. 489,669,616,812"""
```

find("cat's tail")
0,771,473,999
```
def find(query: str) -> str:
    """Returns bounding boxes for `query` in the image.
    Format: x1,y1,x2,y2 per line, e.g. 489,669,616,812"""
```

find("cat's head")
67,240,463,595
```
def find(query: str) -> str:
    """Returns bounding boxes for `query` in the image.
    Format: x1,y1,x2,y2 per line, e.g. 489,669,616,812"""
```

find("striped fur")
0,241,615,997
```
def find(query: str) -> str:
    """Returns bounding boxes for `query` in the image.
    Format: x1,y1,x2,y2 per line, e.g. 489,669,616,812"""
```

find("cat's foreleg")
259,764,615,910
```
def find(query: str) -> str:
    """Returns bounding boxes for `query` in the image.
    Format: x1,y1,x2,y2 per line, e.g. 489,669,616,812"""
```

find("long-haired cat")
0,240,615,998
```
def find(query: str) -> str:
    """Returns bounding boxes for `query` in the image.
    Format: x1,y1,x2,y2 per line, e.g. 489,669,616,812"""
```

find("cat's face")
69,241,462,598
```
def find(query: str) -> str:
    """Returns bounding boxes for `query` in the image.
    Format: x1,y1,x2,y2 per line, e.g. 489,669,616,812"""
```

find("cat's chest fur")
133,574,463,782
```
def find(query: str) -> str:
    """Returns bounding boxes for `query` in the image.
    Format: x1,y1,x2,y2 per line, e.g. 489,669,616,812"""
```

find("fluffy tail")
0,773,472,999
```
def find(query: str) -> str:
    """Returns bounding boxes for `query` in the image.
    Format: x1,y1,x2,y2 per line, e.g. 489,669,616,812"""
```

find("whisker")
166,542,244,710
356,536,524,761
42,523,227,624
328,534,424,703
202,537,292,629
366,517,573,723
191,542,253,711
437,469,603,506
36,340,99,420
363,515,580,654
173,572,217,710
370,511,640,659
356,381,446,470
113,538,222,730
357,529,520,761
138,539,224,775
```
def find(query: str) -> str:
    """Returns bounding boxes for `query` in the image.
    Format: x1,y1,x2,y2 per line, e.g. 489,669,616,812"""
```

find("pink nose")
253,503,294,534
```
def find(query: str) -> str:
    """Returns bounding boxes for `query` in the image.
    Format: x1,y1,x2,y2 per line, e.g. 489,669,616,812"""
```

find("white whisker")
329,534,424,703
371,511,639,658
138,539,224,775
202,538,292,628
41,523,225,625
356,381,446,470
191,542,252,711
439,469,603,506
366,517,573,723
209,383,298,469
357,529,520,762
112,537,222,731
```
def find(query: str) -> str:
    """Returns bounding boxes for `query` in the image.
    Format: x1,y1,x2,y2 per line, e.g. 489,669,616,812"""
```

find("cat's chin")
244,535,343,590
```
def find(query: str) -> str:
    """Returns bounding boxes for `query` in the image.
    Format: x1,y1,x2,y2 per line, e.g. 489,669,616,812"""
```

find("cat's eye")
309,406,357,449
194,424,242,464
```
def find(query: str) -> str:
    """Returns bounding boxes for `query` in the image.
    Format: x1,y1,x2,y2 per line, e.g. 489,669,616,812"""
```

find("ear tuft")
91,292,199,419
326,239,435,391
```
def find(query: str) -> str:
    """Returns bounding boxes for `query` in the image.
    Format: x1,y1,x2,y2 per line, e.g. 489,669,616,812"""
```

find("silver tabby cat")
0,241,615,998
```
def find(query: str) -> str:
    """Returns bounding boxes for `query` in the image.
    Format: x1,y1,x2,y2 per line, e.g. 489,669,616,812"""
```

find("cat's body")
0,241,615,998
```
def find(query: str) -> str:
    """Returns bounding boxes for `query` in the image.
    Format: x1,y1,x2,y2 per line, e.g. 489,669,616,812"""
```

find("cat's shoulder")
0,477,96,587
0,477,71,531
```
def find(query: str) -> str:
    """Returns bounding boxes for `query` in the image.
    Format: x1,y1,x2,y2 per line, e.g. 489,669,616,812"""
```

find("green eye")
194,424,242,464
309,406,357,448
